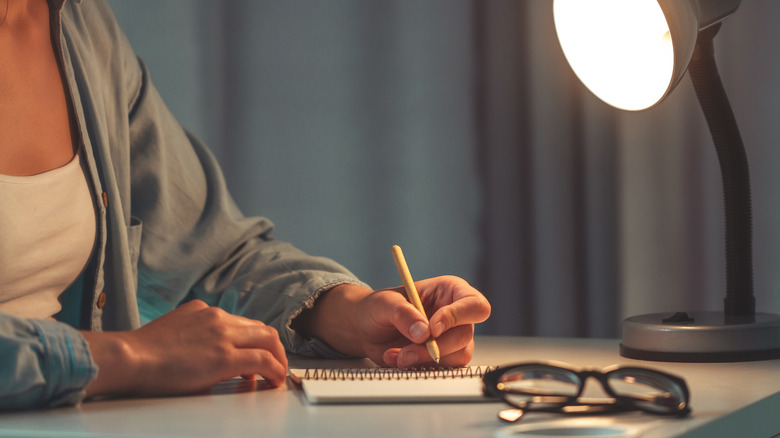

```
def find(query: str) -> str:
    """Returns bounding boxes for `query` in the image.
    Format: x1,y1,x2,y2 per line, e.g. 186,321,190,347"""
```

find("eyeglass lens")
606,369,687,413
497,366,580,408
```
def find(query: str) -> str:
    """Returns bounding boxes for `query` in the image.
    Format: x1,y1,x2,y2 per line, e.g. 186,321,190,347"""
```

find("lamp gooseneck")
687,24,755,319
619,21,780,362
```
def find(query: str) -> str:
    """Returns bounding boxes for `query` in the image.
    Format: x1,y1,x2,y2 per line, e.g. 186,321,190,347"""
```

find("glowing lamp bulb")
553,0,674,111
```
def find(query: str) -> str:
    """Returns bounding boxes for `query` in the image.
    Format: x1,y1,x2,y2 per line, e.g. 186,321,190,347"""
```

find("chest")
0,1,75,176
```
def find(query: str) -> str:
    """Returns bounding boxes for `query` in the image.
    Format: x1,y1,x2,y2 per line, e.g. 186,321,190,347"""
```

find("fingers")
230,323,288,369
429,294,490,337
371,276,488,368
367,290,433,344
382,348,402,367
378,276,490,342
417,276,491,337
396,324,475,368
135,302,290,392
193,306,289,385
230,348,288,386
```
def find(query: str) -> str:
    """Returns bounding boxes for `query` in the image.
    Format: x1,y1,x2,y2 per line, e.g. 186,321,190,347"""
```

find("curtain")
109,0,780,338
109,0,483,294
476,1,620,337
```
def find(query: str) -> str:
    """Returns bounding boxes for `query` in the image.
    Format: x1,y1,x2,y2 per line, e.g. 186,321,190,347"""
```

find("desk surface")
1,336,778,438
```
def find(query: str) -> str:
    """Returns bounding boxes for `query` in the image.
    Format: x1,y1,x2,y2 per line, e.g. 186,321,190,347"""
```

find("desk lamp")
553,0,780,362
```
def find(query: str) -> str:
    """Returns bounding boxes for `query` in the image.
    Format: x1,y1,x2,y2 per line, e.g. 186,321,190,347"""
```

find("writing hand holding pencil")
292,246,491,369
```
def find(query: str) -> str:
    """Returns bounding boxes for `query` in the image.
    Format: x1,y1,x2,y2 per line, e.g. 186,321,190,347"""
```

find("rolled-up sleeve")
0,313,97,410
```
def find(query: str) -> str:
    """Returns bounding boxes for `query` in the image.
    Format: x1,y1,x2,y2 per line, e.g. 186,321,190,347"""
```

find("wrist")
81,331,137,398
293,283,373,357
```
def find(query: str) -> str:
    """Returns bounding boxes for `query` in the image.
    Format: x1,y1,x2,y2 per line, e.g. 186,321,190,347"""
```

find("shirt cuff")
285,279,371,359
31,319,98,407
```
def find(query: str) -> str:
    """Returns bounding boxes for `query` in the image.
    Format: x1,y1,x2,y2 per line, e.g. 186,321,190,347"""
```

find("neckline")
0,152,81,183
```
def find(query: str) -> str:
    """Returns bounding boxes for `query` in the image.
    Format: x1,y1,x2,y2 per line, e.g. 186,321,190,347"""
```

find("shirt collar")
48,0,67,13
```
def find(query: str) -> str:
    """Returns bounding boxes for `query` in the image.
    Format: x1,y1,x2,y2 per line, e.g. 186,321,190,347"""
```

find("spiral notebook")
289,366,497,404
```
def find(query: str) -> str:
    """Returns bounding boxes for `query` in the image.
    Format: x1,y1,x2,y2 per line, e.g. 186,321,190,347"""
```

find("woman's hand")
294,276,491,368
82,300,288,399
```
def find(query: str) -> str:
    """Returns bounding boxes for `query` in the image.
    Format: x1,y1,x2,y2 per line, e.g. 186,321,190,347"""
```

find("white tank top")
0,153,96,319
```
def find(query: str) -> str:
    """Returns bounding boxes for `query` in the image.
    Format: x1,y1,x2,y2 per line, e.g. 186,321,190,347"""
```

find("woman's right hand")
81,300,288,398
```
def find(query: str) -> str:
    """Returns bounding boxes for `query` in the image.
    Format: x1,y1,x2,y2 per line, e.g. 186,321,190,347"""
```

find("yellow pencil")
391,245,441,364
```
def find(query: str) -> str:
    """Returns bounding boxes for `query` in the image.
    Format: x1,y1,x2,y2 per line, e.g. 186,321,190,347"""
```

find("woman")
0,0,490,410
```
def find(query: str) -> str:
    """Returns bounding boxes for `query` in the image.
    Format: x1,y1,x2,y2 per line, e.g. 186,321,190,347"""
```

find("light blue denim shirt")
0,0,368,411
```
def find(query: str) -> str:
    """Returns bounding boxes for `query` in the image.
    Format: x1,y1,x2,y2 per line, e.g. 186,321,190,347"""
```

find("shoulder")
60,1,141,77
59,1,144,109
61,1,130,49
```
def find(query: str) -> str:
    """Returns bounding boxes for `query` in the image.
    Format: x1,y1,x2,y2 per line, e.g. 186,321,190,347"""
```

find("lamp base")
620,311,780,362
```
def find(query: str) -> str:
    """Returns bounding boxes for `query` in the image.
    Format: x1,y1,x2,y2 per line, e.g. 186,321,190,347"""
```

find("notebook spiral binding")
300,366,496,381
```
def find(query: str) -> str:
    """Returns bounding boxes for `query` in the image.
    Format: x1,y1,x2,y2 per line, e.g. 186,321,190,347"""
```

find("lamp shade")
553,0,741,111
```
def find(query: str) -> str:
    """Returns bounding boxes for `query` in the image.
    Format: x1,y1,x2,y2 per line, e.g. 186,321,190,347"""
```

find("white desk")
1,336,778,438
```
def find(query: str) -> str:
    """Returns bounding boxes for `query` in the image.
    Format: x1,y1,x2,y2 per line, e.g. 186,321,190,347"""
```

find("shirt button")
97,292,107,309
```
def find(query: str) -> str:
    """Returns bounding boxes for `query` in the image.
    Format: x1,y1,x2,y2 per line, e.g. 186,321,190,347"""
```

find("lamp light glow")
553,0,674,111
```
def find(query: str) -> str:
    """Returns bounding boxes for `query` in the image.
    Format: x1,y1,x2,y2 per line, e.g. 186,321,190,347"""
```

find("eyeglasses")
482,361,691,423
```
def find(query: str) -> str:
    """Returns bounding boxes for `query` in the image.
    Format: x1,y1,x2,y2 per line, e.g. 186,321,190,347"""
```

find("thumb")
370,290,432,343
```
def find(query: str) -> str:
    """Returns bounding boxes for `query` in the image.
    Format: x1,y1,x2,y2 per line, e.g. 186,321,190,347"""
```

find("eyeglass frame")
482,361,692,419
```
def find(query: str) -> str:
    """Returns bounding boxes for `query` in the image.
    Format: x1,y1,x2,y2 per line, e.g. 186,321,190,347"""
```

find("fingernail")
401,351,419,368
433,321,446,337
409,321,428,341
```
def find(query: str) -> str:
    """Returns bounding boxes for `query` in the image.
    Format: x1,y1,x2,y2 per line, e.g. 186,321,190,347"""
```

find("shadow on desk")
205,377,276,395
